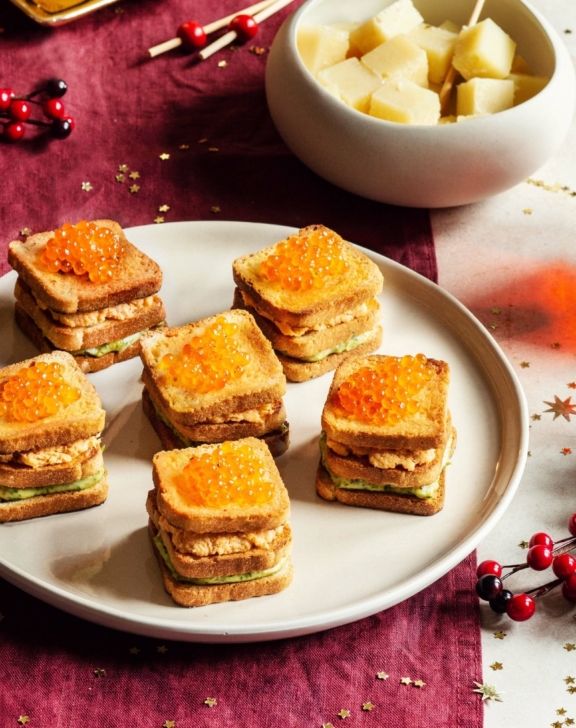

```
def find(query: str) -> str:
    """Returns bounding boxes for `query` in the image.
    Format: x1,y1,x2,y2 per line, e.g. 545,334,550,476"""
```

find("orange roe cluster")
40,221,126,283
259,228,350,291
0,361,81,423
336,354,434,426
158,317,251,393
175,441,274,509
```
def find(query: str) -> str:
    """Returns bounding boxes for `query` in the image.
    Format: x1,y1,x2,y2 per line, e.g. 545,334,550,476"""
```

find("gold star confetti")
552,342,562,349
558,709,568,716
159,204,170,212
249,45,267,55
115,174,125,183
568,687,576,695
322,724,335,728
198,138,208,144
179,144,190,150
20,228,31,237
562,448,572,455
413,680,426,688
114,6,124,13
93,668,106,677
204,698,217,708
494,631,507,639
520,361,530,368
531,414,541,421
129,171,140,180
210,206,221,213
157,645,168,653
376,671,389,680
519,541,529,549
400,677,412,685
163,721,176,728
491,307,502,314
489,323,498,329
523,208,532,214
217,60,228,67
118,164,128,172
566,644,576,652
362,702,374,711
527,451,532,457
129,648,140,654
473,682,503,702
337,709,350,719
159,153,170,160
544,396,576,421
129,184,140,194
491,662,503,671
81,182,93,192
552,722,563,728
566,29,573,33
208,147,219,152
17,718,30,725
154,217,165,224
566,677,575,685
566,718,575,725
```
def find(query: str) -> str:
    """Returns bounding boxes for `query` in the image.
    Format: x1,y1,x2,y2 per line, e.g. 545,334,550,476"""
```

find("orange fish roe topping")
40,221,126,283
336,354,434,426
158,317,251,393
259,228,350,292
0,361,81,423
174,441,274,509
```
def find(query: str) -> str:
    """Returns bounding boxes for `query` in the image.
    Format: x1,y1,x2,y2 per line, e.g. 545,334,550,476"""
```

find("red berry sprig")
0,78,74,143
475,514,576,621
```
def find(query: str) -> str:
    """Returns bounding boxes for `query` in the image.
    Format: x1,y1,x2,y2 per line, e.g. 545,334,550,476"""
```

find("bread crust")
15,279,166,350
0,351,105,454
0,475,108,523
139,311,286,426
322,355,450,449
316,461,445,515
15,304,144,374
8,220,163,314
277,326,383,382
149,520,293,607
0,447,103,489
232,225,384,327
233,287,382,358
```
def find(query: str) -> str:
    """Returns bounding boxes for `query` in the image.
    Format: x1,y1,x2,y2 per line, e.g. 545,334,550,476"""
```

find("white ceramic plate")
0,221,528,643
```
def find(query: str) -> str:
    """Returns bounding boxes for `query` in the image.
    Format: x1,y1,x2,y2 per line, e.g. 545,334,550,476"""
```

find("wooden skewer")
438,0,487,113
148,0,277,58
199,0,295,61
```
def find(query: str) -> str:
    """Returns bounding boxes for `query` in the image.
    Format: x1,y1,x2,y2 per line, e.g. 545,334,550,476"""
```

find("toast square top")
8,220,162,314
322,354,450,449
153,438,290,533
0,351,106,454
232,225,384,327
140,310,286,426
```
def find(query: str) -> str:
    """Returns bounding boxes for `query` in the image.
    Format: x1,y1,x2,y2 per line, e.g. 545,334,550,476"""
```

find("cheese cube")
407,24,459,84
297,25,349,76
508,73,549,105
440,20,461,34
369,78,440,124
511,54,533,75
456,77,514,115
452,19,516,80
361,35,429,87
350,0,423,55
318,57,382,113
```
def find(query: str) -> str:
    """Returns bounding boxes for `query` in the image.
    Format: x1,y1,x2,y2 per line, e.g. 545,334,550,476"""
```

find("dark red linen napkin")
0,0,480,725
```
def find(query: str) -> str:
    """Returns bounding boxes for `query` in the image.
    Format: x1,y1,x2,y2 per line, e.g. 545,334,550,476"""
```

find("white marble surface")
433,1,576,724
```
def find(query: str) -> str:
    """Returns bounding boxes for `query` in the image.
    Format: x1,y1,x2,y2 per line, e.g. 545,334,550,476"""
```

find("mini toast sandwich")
232,225,384,382
140,310,290,457
0,351,107,523
147,438,293,607
317,354,456,515
8,220,166,373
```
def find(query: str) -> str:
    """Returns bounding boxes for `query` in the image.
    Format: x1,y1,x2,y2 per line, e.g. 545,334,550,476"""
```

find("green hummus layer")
0,469,105,502
71,321,166,358
279,330,372,363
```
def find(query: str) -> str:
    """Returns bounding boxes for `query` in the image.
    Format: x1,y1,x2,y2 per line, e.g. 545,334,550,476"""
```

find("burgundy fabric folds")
0,0,480,725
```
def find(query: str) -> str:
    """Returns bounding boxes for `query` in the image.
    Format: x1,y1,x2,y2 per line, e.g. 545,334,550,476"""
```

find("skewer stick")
438,0,486,113
148,0,277,58
199,0,295,61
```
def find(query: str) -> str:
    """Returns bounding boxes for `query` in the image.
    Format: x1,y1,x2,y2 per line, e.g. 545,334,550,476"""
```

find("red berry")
8,100,31,122
529,531,553,549
0,88,14,112
177,21,207,50
476,560,502,578
61,115,75,131
563,575,576,603
229,14,258,42
554,553,576,580
3,122,25,141
569,514,576,537
43,98,65,120
506,593,536,621
527,544,553,571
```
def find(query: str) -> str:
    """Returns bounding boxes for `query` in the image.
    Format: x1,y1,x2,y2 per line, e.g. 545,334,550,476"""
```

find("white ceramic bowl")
266,0,575,208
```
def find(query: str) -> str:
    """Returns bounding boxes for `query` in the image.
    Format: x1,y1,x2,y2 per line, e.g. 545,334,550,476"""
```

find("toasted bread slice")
0,444,103,489
15,279,166,351
140,311,286,426
232,225,384,328
8,220,162,314
14,305,145,374
233,287,382,358
0,474,108,523
277,326,383,383
153,438,290,533
322,355,450,450
316,460,445,516
0,352,105,455
149,520,293,607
